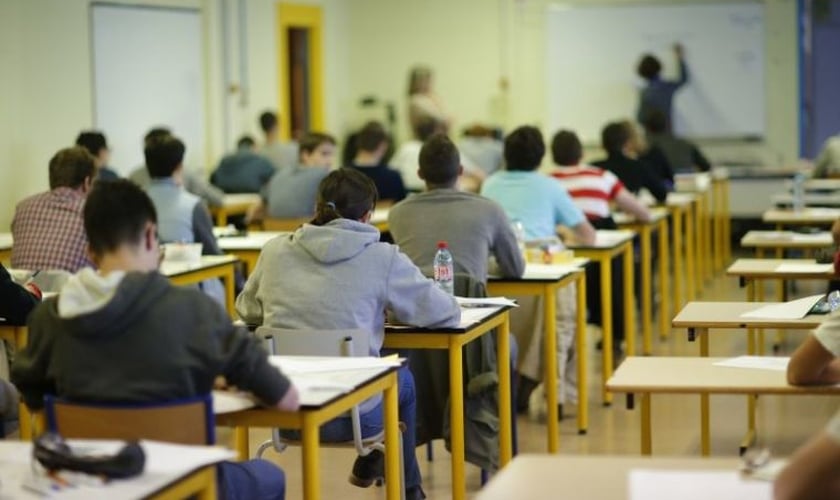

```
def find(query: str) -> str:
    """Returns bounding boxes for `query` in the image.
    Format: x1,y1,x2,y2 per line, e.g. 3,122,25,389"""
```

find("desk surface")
607,356,840,395
159,255,239,278
386,304,509,333
371,207,390,225
613,207,668,226
0,439,232,499
762,208,840,224
477,455,759,500
568,229,635,250
740,231,832,248
489,259,588,283
772,192,840,207
726,258,835,279
672,301,825,330
216,231,286,250
0,232,11,250
220,193,261,207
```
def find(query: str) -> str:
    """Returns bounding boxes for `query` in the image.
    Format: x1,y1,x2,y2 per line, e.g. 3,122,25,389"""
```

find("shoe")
516,374,539,414
406,485,427,500
348,450,384,488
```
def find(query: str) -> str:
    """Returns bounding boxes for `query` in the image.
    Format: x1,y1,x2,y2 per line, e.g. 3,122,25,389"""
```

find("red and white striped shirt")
550,165,624,220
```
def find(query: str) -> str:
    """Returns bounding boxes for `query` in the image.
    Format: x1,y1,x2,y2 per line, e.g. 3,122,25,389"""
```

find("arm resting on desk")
787,333,840,385
615,188,652,222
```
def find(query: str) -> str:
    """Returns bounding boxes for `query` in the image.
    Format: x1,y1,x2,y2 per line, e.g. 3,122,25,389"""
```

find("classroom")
1,0,840,498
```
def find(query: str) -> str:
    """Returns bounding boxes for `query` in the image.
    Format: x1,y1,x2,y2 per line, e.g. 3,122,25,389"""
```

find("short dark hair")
419,133,460,186
601,122,630,156
413,116,441,141
299,132,336,157
145,135,186,178
75,131,108,157
504,126,545,171
551,130,583,166
84,179,157,255
637,54,662,80
311,168,378,226
259,111,278,134
49,147,96,190
237,135,255,149
642,109,669,134
144,127,171,147
355,121,389,153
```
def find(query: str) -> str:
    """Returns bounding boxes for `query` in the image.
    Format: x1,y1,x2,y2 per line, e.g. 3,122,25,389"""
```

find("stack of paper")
740,294,824,319
456,296,518,308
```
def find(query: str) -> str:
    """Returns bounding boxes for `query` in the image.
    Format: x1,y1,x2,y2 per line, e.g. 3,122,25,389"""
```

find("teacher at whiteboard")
636,43,688,128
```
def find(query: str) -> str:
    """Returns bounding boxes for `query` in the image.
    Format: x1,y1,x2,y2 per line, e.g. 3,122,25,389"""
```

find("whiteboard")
545,2,765,142
92,5,205,174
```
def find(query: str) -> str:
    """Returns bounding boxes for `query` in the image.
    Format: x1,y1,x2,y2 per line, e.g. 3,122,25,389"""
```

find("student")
11,179,298,499
391,116,445,192
787,313,840,386
481,125,596,413
76,130,120,181
774,409,840,499
636,43,688,125
812,132,840,179
643,110,711,174
144,135,228,305
459,125,505,178
236,168,460,500
407,66,451,132
261,132,336,219
625,119,675,189
347,121,407,203
129,127,225,208
259,111,299,171
210,136,275,194
594,121,669,203
11,147,95,272
0,263,41,325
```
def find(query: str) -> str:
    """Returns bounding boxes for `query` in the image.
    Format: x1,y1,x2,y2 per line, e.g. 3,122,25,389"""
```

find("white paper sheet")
268,356,401,375
713,356,790,372
459,307,500,327
628,470,772,500
522,263,581,279
212,390,257,414
790,233,832,243
773,263,833,274
456,296,518,308
740,294,824,319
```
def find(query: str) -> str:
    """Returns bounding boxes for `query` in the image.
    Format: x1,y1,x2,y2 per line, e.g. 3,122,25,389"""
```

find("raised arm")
672,43,689,88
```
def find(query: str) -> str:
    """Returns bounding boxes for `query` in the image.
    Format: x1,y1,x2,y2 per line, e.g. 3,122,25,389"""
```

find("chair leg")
426,441,434,462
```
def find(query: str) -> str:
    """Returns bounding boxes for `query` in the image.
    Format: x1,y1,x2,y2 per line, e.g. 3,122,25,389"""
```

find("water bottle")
792,173,805,212
433,241,455,295
511,219,526,257
828,291,840,312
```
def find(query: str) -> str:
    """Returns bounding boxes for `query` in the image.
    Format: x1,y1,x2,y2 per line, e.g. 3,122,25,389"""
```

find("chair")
262,217,310,232
44,394,214,445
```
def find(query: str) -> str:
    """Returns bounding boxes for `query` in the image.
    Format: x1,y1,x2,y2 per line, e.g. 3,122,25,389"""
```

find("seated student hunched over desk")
347,121,407,203
211,135,276,194
594,121,669,204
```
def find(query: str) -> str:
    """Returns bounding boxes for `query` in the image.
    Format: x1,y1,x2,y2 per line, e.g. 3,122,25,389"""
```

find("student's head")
408,66,433,96
419,133,461,189
259,111,279,139
503,126,545,171
601,122,631,157
143,127,171,147
413,116,443,142
299,132,337,168
311,168,378,226
355,121,389,158
75,130,109,167
642,110,670,135
145,135,186,179
621,119,645,156
83,179,159,271
551,130,583,167
237,135,256,150
637,54,662,81
49,147,96,191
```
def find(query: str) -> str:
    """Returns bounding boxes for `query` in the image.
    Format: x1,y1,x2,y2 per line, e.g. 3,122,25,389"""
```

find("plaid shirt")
11,187,92,272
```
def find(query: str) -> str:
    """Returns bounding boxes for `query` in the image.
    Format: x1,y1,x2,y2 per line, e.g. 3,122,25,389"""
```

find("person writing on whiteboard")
636,43,689,126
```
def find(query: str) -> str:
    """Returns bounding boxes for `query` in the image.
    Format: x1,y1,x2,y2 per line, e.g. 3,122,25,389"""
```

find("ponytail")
310,168,378,226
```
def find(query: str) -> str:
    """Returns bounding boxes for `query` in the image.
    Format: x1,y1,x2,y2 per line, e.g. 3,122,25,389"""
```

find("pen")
25,270,41,284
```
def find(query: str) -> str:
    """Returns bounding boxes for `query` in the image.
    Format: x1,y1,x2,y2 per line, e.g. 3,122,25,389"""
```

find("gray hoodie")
236,219,461,357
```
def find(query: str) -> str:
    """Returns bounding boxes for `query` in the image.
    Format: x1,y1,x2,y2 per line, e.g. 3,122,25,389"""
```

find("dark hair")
642,109,669,134
145,135,186,178
144,127,171,147
413,116,441,141
49,147,96,190
237,135,255,149
601,122,630,156
419,133,460,186
299,132,336,157
259,111,278,133
355,121,389,153
551,130,583,166
504,126,545,171
75,131,108,157
637,54,662,80
311,168,378,226
84,179,157,255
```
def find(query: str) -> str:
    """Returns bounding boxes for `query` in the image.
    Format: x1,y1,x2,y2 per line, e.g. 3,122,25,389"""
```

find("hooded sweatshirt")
12,269,290,411
236,219,461,357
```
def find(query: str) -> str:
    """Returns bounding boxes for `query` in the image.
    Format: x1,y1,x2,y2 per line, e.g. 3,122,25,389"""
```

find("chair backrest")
263,217,310,231
256,326,370,358
44,394,214,445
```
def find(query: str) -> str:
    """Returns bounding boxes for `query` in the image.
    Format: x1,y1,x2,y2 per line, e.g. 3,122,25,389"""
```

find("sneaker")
348,450,384,488
407,485,427,500
516,374,539,414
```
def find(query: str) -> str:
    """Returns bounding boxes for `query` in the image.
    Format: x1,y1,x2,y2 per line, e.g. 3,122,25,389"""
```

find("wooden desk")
383,307,513,500
0,232,11,264
477,455,758,500
740,231,832,256
371,207,390,232
676,177,713,285
488,261,588,440
651,192,697,307
772,192,840,208
607,357,840,455
568,230,636,405
215,359,403,500
762,207,840,230
215,231,286,275
615,208,671,350
161,255,239,315
711,168,732,269
209,194,261,226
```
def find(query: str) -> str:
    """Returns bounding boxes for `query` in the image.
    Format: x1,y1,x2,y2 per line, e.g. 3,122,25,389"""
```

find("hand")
674,43,684,58
276,385,300,411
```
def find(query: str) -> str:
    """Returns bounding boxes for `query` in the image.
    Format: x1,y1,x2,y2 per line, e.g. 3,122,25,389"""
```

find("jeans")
217,459,285,500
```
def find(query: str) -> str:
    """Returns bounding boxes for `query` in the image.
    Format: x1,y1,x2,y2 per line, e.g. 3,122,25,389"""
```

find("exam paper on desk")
773,263,834,273
628,470,771,500
740,294,824,319
713,356,790,372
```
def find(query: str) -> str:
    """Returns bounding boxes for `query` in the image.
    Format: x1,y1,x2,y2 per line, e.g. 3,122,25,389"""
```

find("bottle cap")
437,241,448,249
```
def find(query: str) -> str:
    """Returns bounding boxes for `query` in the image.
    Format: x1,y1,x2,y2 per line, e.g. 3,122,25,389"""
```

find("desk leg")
623,244,636,357
197,467,218,500
302,415,321,500
544,286,560,452
222,265,236,318
600,257,614,406
575,275,588,435
696,196,704,284
723,180,731,263
746,280,757,354
449,342,466,500
672,209,684,310
216,210,228,227
384,373,402,500
755,278,766,356
699,328,710,456
641,393,652,455
685,204,697,301
234,426,249,461
658,219,671,341
640,226,653,355
497,317,513,464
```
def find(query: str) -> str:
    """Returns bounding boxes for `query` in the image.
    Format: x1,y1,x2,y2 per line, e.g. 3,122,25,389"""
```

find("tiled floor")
217,263,839,499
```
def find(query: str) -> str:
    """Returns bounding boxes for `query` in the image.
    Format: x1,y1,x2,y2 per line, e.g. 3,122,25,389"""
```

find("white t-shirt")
827,409,840,443
814,311,840,356
391,141,424,191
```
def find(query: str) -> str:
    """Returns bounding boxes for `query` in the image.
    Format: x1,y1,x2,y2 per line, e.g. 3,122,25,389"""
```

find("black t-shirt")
593,154,668,203
347,164,407,202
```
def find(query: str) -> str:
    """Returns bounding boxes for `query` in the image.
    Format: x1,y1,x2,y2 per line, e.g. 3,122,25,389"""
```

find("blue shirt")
480,170,584,240
637,60,689,125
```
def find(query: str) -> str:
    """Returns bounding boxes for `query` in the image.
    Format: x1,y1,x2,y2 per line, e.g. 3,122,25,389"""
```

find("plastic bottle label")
434,265,453,282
